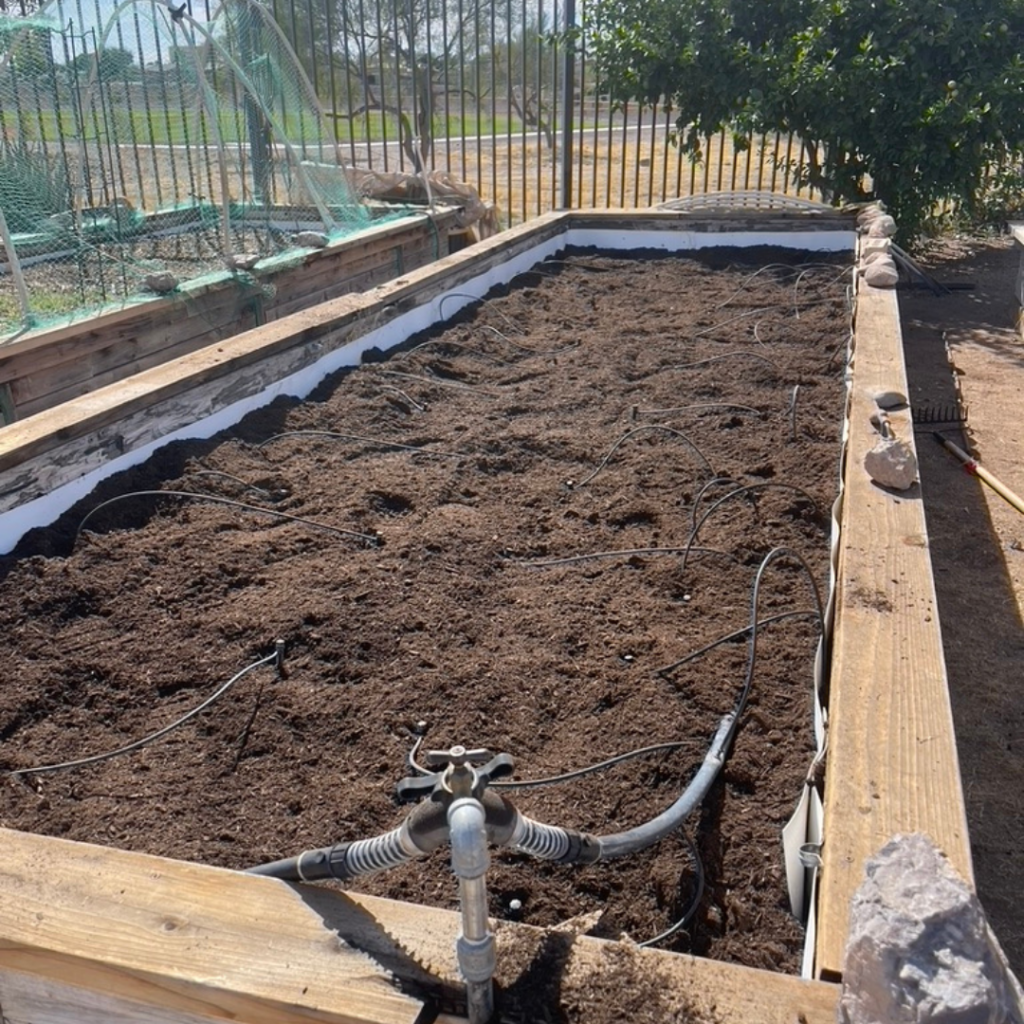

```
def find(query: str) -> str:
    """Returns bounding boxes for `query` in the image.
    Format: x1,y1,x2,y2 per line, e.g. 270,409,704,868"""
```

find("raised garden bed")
0,242,849,974
0,210,971,1024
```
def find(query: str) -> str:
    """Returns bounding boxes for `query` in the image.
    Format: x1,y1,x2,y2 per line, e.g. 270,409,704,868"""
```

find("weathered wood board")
0,827,840,1024
814,278,973,979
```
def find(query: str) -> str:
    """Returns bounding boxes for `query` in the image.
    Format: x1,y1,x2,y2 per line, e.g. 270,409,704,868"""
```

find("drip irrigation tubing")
637,836,705,948
404,734,699,790
75,491,379,547
669,352,778,373
476,324,577,357
690,297,839,341
726,547,825,752
655,610,821,676
793,265,852,311
406,337,512,365
711,263,805,312
631,403,762,419
680,482,822,577
184,470,276,499
490,741,697,791
379,370,502,396
511,547,737,569
379,385,428,412
9,645,284,777
575,425,714,487
825,328,854,370
690,477,743,532
710,262,847,315
256,430,461,458
437,291,526,335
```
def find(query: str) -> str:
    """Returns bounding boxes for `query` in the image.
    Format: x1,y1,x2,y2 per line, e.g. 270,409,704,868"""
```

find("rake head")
911,403,968,427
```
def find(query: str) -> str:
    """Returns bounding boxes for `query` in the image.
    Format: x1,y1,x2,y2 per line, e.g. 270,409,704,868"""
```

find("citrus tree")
583,0,1024,240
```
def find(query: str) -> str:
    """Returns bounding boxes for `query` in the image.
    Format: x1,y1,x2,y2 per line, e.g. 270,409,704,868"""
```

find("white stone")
862,251,893,266
867,214,898,237
863,259,900,288
856,202,887,227
861,237,892,256
839,834,1024,1024
871,389,908,409
863,436,918,490
226,252,262,270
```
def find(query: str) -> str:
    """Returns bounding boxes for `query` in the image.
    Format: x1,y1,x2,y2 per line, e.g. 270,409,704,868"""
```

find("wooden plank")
815,281,973,980
0,827,839,1024
0,286,249,389
0,829,422,1024
0,381,15,425
1,966,231,1024
0,211,459,369
12,309,262,421
7,293,258,411
0,215,455,417
270,257,413,322
563,209,855,234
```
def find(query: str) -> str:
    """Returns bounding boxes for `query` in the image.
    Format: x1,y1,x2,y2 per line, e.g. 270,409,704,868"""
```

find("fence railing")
0,0,821,227
261,0,821,225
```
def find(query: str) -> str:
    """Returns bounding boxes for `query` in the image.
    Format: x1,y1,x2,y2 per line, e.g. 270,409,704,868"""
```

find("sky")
37,0,215,66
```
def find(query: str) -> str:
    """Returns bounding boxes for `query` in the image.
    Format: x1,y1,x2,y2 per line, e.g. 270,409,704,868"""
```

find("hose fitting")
510,814,601,864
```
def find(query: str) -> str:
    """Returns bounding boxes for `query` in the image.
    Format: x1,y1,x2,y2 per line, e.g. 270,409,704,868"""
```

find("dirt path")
899,235,1024,972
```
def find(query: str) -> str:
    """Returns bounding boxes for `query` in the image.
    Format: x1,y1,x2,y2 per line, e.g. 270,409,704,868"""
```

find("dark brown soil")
0,248,851,999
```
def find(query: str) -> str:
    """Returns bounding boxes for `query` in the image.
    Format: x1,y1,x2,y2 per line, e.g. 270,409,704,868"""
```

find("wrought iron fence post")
559,0,576,210
237,1,272,204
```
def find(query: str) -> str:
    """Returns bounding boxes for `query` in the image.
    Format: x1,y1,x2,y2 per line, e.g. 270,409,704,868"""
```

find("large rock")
863,436,917,491
840,834,1024,1024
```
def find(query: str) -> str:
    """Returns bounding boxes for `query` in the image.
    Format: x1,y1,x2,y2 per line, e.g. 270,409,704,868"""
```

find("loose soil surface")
0,248,851,1013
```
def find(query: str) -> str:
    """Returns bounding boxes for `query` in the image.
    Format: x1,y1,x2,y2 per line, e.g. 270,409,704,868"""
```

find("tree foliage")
69,45,135,82
583,0,1024,239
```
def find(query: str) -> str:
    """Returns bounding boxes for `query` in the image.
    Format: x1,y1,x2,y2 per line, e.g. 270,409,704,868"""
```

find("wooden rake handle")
933,433,1024,516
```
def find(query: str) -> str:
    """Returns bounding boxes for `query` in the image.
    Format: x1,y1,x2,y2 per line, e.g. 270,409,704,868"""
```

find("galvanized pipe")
449,796,495,1024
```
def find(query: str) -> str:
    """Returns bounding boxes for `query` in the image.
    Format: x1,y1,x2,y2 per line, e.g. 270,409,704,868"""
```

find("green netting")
0,0,376,340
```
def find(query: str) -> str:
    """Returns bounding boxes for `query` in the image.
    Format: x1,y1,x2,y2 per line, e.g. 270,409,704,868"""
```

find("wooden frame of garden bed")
0,209,972,1021
0,207,467,426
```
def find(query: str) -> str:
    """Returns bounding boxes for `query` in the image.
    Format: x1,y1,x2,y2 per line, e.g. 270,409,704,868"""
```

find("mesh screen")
0,0,372,340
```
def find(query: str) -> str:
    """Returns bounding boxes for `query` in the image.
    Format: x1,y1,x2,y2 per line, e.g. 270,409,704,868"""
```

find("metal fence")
262,0,820,226
0,0,819,249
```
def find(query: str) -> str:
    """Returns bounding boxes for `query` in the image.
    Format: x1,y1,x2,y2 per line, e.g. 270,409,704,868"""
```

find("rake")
911,403,969,428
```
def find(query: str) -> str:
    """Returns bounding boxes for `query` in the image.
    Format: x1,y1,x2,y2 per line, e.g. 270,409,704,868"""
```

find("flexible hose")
249,825,424,882
594,714,735,859
502,713,734,865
